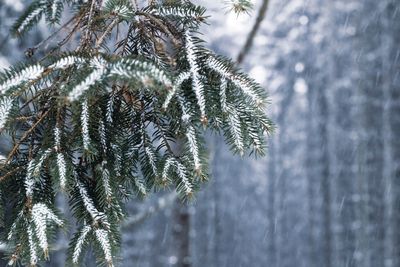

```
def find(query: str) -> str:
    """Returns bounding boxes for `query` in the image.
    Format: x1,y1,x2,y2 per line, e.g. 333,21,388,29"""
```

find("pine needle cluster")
0,0,273,265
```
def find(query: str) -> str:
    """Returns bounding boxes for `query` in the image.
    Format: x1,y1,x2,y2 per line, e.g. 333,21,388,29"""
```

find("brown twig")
81,0,97,49
0,166,23,182
136,11,182,48
95,17,120,49
29,16,77,55
58,14,85,48
4,109,51,166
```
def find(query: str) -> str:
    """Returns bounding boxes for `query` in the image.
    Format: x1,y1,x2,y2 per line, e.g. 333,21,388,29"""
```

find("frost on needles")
0,0,273,266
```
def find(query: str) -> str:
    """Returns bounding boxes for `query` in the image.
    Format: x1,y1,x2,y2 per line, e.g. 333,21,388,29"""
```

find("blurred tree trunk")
385,1,400,266
356,1,386,266
171,201,191,267
304,2,332,266
266,141,277,266
306,65,331,267
325,1,358,266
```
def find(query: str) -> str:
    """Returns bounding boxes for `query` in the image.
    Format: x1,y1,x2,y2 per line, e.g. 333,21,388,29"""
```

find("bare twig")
95,17,120,49
236,0,270,64
3,109,50,166
29,16,77,54
0,166,23,182
58,13,85,48
82,0,97,46
136,11,182,48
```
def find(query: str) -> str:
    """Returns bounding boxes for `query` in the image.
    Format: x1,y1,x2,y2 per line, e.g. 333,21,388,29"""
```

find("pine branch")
0,97,14,131
0,1,273,265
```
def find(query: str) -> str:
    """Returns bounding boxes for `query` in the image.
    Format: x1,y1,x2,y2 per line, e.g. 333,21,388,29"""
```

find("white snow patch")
346,26,357,36
249,65,267,84
299,15,309,26
294,62,305,73
294,78,308,95
0,56,10,71
254,35,269,46
4,0,23,11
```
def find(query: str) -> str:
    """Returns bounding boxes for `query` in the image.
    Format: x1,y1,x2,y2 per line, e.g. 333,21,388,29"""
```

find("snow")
0,57,10,70
4,0,23,12
249,65,267,83
294,78,308,95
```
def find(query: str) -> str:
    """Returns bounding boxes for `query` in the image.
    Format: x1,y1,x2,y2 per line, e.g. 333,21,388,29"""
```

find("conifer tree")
0,0,272,265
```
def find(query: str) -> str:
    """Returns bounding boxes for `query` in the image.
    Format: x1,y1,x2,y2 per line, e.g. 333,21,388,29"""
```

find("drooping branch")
0,1,272,265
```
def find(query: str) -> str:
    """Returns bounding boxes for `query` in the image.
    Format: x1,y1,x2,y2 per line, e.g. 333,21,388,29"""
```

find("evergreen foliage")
0,0,273,265
226,0,254,14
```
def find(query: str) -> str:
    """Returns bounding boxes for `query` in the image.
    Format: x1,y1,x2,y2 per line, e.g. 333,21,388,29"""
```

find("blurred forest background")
1,0,400,266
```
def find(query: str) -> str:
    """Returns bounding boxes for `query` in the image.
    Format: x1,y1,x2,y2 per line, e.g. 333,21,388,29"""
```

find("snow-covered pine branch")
108,58,172,87
47,0,63,23
144,146,159,179
24,160,36,198
185,31,207,122
102,0,135,19
12,0,68,35
175,160,194,198
151,4,206,23
100,161,113,201
94,229,114,266
68,57,108,101
0,97,14,130
81,99,91,151
76,179,109,225
12,0,46,35
0,64,44,93
0,1,272,265
161,157,175,185
49,55,87,70
56,153,67,190
27,225,38,266
226,105,245,155
186,125,201,172
54,127,69,189
132,175,148,197
207,56,266,106
31,203,63,256
163,71,190,110
71,224,92,264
